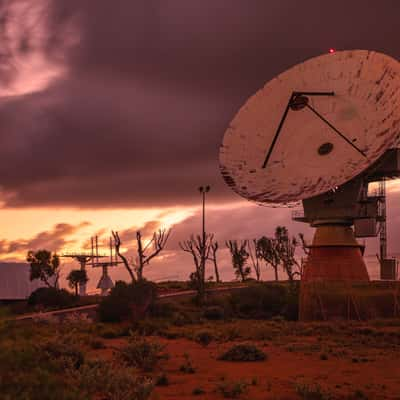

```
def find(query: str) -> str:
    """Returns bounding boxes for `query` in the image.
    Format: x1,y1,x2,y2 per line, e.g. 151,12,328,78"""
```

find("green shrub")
69,360,154,400
98,280,157,323
283,282,300,321
229,283,299,320
203,306,225,320
28,287,76,309
0,344,84,400
295,382,330,400
90,339,105,349
216,380,248,398
119,336,166,372
218,344,267,362
192,386,205,395
134,318,169,336
195,331,213,346
40,339,85,370
150,301,177,318
98,325,131,339
155,372,169,386
179,353,196,374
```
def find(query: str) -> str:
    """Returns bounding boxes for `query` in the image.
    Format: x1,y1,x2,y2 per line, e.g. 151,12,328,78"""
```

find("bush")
98,280,157,323
179,353,196,374
203,306,225,320
295,382,328,400
98,325,131,339
155,372,169,386
28,287,76,309
150,301,178,318
283,282,300,321
40,340,84,369
192,387,205,395
195,331,213,346
216,381,249,398
218,344,267,362
119,336,166,372
229,283,298,320
69,360,154,400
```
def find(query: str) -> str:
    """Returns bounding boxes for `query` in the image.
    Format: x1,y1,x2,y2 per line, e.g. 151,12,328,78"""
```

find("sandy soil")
94,331,400,400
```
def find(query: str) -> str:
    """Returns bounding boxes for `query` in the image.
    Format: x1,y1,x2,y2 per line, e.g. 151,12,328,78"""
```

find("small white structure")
97,267,114,296
0,263,49,300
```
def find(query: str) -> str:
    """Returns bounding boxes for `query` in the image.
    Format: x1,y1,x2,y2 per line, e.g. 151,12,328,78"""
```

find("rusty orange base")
303,246,370,282
299,225,369,320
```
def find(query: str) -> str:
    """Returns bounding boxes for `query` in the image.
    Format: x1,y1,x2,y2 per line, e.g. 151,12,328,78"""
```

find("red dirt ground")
95,333,400,400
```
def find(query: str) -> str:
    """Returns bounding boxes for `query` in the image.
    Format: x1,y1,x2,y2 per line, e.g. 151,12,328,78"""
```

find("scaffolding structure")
90,236,121,295
62,235,122,296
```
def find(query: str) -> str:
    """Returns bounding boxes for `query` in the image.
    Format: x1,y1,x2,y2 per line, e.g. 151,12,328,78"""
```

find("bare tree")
112,228,171,282
135,229,171,281
247,239,261,281
112,230,136,282
256,236,280,281
226,240,250,282
207,239,221,283
179,234,213,301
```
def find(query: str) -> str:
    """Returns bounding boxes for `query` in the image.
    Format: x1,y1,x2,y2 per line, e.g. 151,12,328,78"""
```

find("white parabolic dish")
220,50,400,204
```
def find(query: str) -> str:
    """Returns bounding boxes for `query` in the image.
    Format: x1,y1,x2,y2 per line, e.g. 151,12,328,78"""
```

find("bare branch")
112,230,136,282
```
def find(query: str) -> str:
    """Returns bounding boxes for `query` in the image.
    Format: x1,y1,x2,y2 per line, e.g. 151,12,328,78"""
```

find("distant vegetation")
67,269,89,296
98,280,157,323
27,249,60,288
28,287,76,309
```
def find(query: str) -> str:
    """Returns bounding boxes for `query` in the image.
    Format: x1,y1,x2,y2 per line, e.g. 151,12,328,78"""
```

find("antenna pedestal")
300,223,369,320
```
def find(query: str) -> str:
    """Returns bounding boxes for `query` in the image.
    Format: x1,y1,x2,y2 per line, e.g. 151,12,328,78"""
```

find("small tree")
275,226,300,281
207,239,221,283
226,240,250,282
179,234,213,302
112,228,171,282
27,250,60,288
247,239,261,281
256,236,280,281
298,232,310,277
67,269,89,296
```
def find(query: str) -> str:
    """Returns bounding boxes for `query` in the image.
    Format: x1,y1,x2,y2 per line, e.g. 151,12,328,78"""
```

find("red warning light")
329,48,336,54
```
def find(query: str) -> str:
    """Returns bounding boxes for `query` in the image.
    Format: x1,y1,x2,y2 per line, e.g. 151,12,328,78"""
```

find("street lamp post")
198,185,210,249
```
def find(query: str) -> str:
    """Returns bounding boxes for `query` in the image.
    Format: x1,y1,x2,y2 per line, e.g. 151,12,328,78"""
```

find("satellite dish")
220,50,400,204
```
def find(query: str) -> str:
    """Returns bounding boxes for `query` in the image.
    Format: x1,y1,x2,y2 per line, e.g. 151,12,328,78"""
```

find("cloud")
0,221,90,257
0,1,398,208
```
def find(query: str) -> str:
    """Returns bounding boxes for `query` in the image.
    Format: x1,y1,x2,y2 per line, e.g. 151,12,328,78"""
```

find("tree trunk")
239,266,245,282
137,231,144,281
75,284,78,296
256,269,260,281
42,275,52,288
213,259,221,283
274,265,279,281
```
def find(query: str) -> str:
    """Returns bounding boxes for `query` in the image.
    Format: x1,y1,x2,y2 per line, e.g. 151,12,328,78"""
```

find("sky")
0,0,399,287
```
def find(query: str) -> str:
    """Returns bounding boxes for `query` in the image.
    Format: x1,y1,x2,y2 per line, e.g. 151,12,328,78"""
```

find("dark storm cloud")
0,0,399,207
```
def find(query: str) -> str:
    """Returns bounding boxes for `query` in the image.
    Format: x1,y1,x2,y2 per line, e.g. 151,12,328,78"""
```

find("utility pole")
198,186,210,291
199,185,210,249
